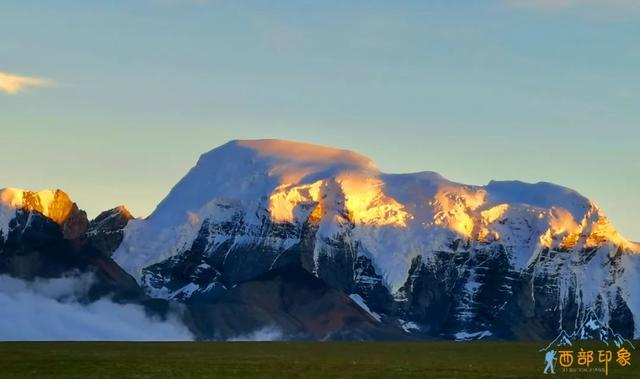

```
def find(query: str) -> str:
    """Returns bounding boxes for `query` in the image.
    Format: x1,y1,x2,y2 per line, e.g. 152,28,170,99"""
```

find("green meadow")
0,341,637,379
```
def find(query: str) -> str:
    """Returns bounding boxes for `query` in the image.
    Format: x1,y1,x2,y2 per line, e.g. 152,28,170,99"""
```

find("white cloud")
227,326,284,341
0,71,51,95
0,274,193,341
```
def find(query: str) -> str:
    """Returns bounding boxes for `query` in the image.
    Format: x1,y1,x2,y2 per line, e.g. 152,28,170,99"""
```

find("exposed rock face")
61,204,89,241
0,208,73,279
39,190,75,224
87,206,133,256
184,267,407,341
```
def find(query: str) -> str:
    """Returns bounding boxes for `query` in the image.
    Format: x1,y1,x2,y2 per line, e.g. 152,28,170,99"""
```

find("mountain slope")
110,139,640,340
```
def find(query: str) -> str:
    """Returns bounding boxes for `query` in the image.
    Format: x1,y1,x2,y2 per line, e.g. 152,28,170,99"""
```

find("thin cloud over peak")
0,71,51,95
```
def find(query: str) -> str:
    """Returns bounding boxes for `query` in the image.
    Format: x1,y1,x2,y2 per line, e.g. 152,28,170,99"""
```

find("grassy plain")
0,341,637,378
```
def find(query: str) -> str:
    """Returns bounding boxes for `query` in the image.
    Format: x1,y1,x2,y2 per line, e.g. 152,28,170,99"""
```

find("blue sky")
1,0,639,239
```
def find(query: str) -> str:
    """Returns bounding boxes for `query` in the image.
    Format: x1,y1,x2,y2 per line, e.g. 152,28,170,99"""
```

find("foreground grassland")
0,341,637,379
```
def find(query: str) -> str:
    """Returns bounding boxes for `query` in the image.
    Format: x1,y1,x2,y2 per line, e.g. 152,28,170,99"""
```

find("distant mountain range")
1,139,639,341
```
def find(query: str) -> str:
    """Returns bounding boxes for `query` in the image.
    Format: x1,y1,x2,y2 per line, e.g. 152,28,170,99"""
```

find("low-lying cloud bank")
227,326,284,342
0,274,193,341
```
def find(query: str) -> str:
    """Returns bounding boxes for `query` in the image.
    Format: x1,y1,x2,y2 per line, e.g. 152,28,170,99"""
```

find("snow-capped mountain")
1,140,639,340
105,139,640,340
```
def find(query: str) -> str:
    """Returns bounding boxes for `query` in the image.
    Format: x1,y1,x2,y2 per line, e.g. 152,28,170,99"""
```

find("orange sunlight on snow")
0,188,74,224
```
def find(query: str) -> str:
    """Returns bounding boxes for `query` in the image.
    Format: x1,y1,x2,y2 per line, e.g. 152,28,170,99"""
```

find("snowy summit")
113,139,638,290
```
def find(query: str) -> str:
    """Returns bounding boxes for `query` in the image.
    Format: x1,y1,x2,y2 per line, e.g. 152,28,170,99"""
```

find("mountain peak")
149,139,378,227
92,205,134,224
113,205,133,220
0,187,75,224
114,140,638,287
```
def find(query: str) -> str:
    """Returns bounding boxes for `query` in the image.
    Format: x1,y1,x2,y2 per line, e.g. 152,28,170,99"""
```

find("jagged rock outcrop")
87,206,133,256
0,188,140,301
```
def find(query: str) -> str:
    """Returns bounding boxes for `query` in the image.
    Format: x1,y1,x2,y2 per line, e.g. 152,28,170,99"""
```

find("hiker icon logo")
540,310,634,376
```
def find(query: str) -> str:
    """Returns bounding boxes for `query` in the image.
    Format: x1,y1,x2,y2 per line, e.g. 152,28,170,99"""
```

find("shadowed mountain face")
1,139,639,341
185,267,408,341
0,195,142,302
